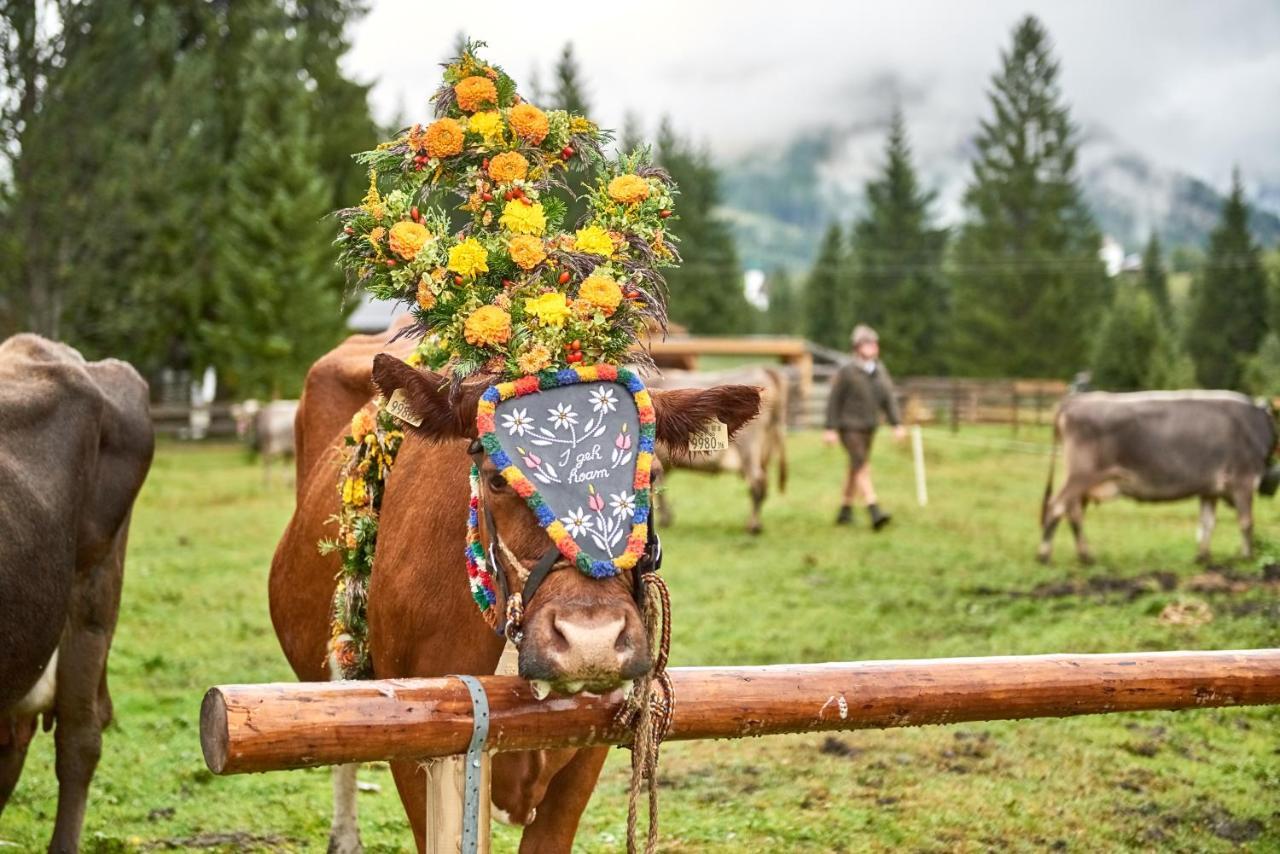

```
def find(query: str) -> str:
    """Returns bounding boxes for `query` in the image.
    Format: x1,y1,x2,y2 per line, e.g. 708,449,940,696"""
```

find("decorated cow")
268,43,760,853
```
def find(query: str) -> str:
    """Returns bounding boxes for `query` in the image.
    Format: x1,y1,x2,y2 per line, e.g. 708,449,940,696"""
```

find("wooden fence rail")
202,649,1280,776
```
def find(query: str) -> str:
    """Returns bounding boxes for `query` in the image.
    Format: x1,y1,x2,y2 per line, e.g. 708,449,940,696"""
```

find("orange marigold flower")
351,409,376,442
425,118,465,158
608,174,650,205
508,234,547,270
517,344,553,374
488,151,529,183
416,278,436,310
463,305,512,347
455,76,498,112
578,273,624,316
388,221,432,260
509,103,549,144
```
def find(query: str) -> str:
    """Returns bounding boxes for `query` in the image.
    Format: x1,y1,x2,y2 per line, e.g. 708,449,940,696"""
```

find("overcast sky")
343,0,1280,189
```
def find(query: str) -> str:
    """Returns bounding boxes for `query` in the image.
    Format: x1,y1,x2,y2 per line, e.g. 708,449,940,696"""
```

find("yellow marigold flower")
342,476,368,507
388,221,432,260
499,200,546,236
508,234,547,270
447,238,489,279
488,151,529,183
579,273,623,316
416,277,436,310
455,76,498,112
425,118,465,158
463,305,512,347
468,110,504,142
608,174,650,205
509,103,549,144
525,292,572,327
517,344,553,374
573,225,614,257
351,409,376,441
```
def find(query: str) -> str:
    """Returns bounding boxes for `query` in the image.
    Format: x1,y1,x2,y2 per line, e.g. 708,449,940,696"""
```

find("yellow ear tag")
688,419,729,453
386,387,424,428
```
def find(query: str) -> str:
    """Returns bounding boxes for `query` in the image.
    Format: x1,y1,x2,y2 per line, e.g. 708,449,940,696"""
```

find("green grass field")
3,428,1278,852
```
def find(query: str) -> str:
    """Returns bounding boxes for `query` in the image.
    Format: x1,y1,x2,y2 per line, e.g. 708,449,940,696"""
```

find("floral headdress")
334,41,678,379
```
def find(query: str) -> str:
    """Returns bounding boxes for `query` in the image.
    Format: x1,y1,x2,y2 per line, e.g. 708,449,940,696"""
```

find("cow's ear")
371,354,476,439
651,385,762,453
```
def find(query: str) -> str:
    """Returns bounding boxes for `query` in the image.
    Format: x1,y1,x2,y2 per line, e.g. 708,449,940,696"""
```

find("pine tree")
201,31,345,399
805,223,850,350
1139,233,1170,317
1091,286,1163,391
766,268,800,335
849,109,948,374
1243,333,1280,395
949,16,1109,378
656,119,751,333
1186,171,1270,390
547,42,593,229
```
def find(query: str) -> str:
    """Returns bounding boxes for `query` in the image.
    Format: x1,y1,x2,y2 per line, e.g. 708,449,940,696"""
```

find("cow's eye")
488,473,507,491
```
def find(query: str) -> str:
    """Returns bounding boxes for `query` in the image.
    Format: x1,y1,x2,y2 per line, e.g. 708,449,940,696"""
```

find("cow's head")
373,355,760,694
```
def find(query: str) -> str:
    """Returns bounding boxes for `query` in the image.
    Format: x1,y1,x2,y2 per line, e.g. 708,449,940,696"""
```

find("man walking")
824,324,906,528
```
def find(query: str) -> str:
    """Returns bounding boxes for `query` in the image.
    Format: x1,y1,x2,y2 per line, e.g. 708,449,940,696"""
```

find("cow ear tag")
385,387,424,428
688,419,729,454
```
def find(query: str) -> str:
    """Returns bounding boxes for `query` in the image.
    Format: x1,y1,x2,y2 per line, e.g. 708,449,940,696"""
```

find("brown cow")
269,334,760,852
0,334,154,853
649,366,789,534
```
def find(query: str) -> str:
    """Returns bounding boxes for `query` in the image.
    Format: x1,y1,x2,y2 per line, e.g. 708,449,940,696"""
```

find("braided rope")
622,573,673,854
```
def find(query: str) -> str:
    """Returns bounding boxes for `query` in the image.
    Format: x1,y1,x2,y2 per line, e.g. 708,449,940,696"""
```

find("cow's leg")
1196,497,1217,563
517,746,610,854
1037,481,1077,563
744,445,767,535
48,536,125,854
1067,497,1094,565
0,716,38,817
329,763,362,853
1233,487,1255,559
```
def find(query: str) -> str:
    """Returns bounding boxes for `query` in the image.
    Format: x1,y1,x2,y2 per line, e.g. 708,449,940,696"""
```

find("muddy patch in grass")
972,567,1279,602
145,831,292,850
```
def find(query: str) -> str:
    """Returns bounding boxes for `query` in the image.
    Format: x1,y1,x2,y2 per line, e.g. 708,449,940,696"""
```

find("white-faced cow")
648,366,788,534
269,331,761,852
1038,391,1278,564
0,334,154,852
230,398,299,486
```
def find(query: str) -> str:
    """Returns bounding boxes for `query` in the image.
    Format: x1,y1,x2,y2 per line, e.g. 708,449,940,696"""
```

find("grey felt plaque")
492,382,640,562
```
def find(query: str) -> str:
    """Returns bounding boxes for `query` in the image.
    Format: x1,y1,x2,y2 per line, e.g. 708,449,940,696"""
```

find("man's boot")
836,504,854,525
868,503,892,531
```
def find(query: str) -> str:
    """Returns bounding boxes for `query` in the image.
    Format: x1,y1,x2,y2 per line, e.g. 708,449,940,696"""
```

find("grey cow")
1038,391,1278,564
0,335,154,852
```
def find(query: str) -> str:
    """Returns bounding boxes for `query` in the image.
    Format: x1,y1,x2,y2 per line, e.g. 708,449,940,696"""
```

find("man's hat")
851,324,879,346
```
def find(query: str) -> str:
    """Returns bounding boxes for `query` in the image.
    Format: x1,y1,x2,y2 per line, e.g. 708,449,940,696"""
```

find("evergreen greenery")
805,223,850,350
655,119,752,334
848,109,948,374
1139,232,1171,317
949,15,1109,378
0,0,372,392
546,42,594,230
765,268,800,335
1186,172,1271,390
1090,286,1164,391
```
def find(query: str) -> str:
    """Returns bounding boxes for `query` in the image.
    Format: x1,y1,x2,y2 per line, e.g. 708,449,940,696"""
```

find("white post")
911,425,928,508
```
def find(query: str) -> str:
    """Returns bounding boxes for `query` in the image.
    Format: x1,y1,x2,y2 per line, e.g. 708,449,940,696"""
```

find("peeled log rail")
202,649,1280,775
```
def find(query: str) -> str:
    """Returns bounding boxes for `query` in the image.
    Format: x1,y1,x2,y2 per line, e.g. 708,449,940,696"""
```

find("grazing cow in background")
649,366,789,534
1039,391,1279,564
269,331,761,852
0,334,153,853
231,398,299,485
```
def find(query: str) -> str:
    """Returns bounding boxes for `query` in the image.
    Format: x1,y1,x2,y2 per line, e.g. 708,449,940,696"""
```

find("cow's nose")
538,611,648,690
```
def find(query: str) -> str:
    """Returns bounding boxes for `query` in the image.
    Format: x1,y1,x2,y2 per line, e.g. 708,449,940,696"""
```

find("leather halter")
468,439,662,642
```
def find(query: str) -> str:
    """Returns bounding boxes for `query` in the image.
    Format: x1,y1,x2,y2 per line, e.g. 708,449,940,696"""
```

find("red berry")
343,226,354,235
482,158,490,170
502,278,513,288
503,190,514,201
386,259,396,267
520,197,532,206
481,192,493,202
454,275,464,285
558,271,571,285
659,209,672,219
570,339,581,351
410,206,420,222
561,146,574,160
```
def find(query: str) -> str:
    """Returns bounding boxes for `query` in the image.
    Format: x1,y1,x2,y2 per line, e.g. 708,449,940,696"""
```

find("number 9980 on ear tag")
688,419,729,454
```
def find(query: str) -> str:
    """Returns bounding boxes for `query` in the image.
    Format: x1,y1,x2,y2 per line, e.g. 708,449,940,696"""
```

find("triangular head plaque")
476,364,655,579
